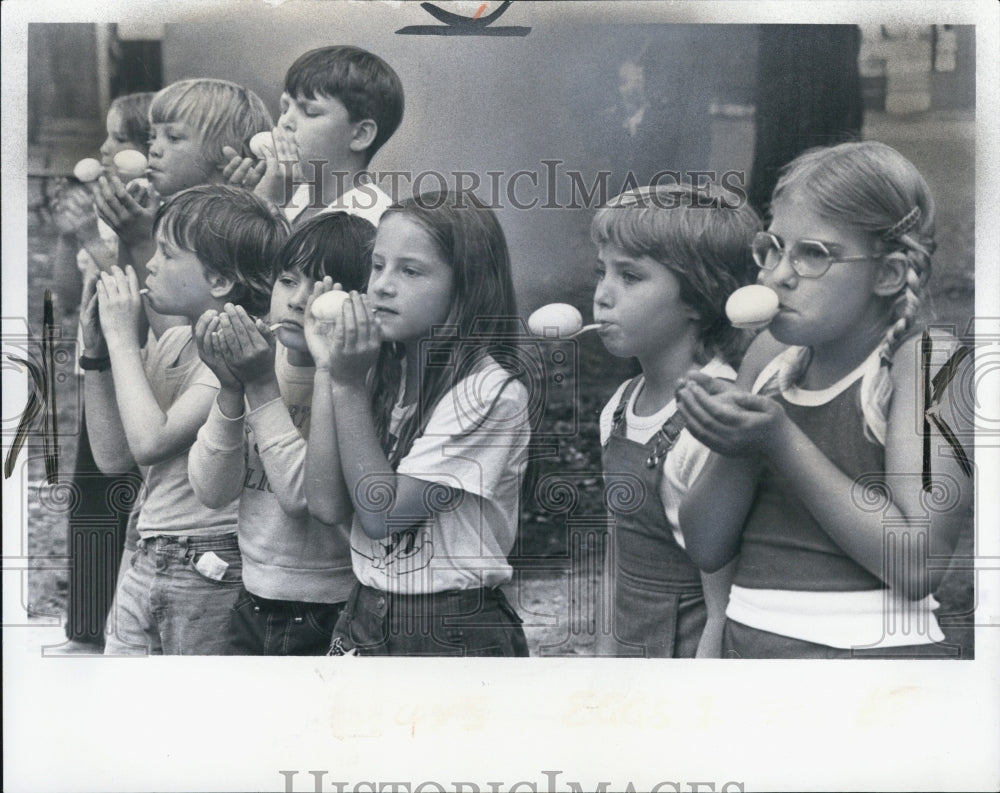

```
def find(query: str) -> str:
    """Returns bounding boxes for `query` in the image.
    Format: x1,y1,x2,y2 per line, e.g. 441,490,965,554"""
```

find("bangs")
149,80,272,162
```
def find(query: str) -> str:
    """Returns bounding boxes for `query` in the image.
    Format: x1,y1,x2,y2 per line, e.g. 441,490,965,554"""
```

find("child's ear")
873,252,908,297
349,119,378,154
206,271,237,300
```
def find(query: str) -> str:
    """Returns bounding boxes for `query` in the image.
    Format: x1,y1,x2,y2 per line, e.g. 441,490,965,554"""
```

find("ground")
19,108,976,658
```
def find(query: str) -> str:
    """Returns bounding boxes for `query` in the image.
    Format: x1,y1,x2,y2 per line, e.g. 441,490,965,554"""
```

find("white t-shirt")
133,326,238,538
598,358,735,548
283,179,393,227
351,357,531,594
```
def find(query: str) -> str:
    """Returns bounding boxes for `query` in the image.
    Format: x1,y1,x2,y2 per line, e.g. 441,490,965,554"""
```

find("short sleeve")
397,366,530,501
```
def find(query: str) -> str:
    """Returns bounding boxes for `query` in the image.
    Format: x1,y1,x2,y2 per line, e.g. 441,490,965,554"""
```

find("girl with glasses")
674,141,973,659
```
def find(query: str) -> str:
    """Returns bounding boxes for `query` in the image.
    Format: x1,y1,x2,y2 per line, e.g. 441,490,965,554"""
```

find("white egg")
528,303,584,338
73,158,104,183
725,285,780,330
311,290,350,322
113,150,148,180
248,131,276,159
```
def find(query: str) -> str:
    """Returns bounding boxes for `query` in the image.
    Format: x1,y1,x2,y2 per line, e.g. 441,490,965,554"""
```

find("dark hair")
284,46,404,164
275,211,375,291
109,92,156,152
371,191,524,466
591,183,762,366
154,185,290,316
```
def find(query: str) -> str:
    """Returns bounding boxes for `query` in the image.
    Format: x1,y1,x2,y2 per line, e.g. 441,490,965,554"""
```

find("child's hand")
221,146,268,191
79,275,107,357
250,127,298,205
193,310,243,391
303,278,338,368
214,304,277,385
51,181,99,239
92,173,158,246
95,265,143,350
328,291,381,386
675,369,787,457
272,125,300,164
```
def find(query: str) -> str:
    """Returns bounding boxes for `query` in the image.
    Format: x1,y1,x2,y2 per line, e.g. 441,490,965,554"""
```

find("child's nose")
289,282,310,310
593,279,613,309
279,106,296,132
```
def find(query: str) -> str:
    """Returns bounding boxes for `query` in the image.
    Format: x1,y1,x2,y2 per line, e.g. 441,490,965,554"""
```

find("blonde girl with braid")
675,141,974,658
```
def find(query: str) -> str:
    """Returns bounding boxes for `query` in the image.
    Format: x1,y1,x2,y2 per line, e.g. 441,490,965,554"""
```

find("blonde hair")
149,79,273,168
767,141,936,444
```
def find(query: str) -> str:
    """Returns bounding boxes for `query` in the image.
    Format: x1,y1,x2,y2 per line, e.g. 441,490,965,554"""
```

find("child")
225,45,403,226
51,91,156,301
82,185,287,655
50,92,156,648
187,213,375,655
676,141,974,659
305,191,530,656
92,79,273,302
591,183,761,658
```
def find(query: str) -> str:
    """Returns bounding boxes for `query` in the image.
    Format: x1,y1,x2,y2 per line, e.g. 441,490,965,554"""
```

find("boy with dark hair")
83,185,289,655
228,45,404,227
188,212,376,655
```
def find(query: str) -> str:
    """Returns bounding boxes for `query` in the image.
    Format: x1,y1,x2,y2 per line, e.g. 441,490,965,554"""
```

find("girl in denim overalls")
591,184,761,657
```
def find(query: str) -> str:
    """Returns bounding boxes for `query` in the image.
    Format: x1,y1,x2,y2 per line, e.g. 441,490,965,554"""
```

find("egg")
248,131,276,159
73,158,104,183
725,285,780,330
311,290,351,322
528,303,584,338
113,150,148,181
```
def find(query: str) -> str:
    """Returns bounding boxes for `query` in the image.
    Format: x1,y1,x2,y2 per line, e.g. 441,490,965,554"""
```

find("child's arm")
187,310,248,508
695,561,736,658
95,266,217,466
676,333,784,571
91,173,157,272
322,292,458,540
303,281,354,526
681,333,973,600
215,305,313,519
80,275,136,473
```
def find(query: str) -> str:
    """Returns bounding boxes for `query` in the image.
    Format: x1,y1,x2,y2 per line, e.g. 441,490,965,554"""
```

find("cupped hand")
675,369,786,457
94,265,143,349
214,303,276,385
193,310,243,390
222,146,268,191
328,291,381,386
91,173,157,245
79,275,107,357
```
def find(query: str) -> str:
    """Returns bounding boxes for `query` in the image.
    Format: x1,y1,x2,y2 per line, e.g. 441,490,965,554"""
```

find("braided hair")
764,141,936,444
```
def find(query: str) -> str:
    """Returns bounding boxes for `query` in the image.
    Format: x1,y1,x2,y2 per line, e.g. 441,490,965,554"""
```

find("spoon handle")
567,323,601,339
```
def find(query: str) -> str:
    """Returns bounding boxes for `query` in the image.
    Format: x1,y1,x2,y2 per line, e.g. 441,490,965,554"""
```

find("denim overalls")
599,378,706,657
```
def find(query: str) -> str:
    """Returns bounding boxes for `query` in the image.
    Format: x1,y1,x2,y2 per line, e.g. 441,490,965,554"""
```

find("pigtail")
860,207,935,445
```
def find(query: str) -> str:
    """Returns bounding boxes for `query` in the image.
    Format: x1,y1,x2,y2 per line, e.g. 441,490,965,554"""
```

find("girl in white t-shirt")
305,190,531,656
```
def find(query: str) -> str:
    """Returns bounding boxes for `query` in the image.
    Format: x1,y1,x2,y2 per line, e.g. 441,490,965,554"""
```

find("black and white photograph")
3,1,998,791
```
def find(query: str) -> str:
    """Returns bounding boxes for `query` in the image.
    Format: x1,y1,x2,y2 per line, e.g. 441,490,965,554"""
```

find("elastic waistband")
137,533,239,552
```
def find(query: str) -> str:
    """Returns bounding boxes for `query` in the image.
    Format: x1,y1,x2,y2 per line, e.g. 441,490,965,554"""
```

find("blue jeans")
104,534,243,656
328,583,529,657
229,585,345,656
